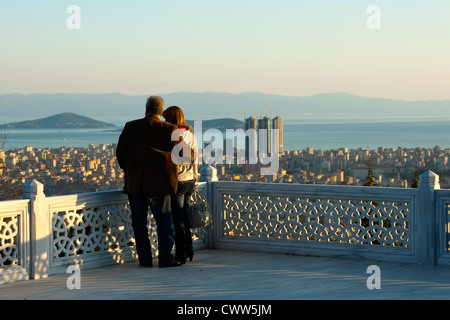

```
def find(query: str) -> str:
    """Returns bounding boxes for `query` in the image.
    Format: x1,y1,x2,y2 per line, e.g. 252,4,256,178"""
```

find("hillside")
186,118,244,131
0,113,117,129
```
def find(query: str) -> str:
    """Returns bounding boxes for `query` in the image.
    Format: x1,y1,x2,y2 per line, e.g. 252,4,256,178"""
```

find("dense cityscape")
1,141,449,200
0,111,448,200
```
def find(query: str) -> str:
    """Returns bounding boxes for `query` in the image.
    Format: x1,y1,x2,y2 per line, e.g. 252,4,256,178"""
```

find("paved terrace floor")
1,249,450,300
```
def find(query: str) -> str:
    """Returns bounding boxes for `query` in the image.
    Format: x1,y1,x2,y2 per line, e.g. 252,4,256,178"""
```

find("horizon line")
1,91,449,103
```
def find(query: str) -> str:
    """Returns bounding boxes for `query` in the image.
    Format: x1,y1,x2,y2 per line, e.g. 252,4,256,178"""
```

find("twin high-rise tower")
244,114,283,162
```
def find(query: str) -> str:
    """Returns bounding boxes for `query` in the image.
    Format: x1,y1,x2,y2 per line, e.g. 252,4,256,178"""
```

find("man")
116,96,181,267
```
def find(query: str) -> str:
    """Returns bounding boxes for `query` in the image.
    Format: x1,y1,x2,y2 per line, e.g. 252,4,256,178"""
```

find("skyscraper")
258,116,271,155
272,116,283,154
245,116,257,163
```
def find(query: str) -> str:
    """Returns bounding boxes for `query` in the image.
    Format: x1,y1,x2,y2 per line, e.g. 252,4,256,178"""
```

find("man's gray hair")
146,96,164,116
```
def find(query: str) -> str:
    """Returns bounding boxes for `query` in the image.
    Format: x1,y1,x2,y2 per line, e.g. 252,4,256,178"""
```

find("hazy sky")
1,1,449,101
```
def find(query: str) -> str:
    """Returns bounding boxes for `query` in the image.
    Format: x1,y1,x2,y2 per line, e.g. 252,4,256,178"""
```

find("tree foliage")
410,165,420,188
363,162,379,187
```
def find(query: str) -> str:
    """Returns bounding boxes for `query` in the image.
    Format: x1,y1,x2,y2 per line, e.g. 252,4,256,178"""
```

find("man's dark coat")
116,115,178,197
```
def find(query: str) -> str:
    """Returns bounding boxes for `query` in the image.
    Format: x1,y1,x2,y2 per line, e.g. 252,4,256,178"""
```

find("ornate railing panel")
0,199,30,284
435,190,450,265
47,192,140,273
445,204,450,252
0,215,20,268
222,194,410,247
213,182,417,262
51,202,151,265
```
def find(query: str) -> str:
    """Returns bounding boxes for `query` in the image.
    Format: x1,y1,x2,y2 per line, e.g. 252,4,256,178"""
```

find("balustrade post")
416,171,440,265
199,165,218,247
23,180,50,279
199,165,218,183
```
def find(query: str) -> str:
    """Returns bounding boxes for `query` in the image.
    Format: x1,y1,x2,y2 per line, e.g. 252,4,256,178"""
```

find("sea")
2,117,450,151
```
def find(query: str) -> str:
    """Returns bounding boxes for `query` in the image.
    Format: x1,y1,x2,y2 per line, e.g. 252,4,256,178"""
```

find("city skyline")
2,142,448,201
1,1,450,101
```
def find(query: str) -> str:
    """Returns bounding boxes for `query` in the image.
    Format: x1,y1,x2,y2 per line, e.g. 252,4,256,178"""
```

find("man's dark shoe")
175,253,187,264
139,261,153,267
159,260,182,268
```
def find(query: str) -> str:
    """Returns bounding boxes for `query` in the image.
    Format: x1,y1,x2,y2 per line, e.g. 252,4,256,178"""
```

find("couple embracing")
116,96,199,268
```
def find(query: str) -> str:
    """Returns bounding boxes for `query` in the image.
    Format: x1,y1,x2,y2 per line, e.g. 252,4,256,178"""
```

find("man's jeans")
128,194,174,267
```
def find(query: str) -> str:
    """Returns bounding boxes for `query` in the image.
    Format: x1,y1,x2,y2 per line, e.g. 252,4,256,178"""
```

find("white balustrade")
1,169,449,285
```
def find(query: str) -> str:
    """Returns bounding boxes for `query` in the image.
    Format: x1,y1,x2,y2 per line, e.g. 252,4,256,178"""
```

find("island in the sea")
0,113,117,129
186,118,244,131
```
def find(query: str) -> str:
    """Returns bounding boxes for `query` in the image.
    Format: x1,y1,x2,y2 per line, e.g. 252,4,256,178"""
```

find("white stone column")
23,180,50,279
199,165,218,183
416,171,440,265
198,165,218,248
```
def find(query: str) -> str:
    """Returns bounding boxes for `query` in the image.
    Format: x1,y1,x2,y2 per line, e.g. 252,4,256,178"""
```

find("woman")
163,106,199,264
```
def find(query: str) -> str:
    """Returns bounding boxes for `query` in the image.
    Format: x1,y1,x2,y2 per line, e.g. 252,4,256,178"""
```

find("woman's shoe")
187,251,194,262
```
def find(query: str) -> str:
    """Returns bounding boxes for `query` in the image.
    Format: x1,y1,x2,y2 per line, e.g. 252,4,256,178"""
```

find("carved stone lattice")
222,194,410,247
52,204,158,262
446,204,450,251
0,215,19,268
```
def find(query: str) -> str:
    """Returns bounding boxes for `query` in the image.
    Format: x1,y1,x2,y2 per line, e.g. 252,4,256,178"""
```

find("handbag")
187,190,211,228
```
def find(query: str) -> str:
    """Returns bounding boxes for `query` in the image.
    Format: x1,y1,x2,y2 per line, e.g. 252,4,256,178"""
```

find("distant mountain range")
1,92,450,125
0,113,116,129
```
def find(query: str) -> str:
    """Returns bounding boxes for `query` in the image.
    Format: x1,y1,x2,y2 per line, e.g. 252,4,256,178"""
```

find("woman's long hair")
163,106,194,162
163,106,189,129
